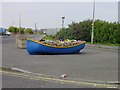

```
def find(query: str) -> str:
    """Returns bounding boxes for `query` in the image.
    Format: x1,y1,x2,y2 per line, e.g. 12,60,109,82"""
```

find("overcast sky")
1,1,119,29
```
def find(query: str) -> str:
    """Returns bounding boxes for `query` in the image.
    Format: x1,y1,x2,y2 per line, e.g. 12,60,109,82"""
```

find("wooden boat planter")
26,39,86,55
16,35,27,49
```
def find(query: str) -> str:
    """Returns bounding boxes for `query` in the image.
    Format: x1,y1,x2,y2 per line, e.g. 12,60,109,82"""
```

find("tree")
55,19,119,45
8,26,19,34
18,27,25,34
24,28,33,34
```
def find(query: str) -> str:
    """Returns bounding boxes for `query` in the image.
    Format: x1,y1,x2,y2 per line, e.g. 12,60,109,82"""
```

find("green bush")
55,19,120,44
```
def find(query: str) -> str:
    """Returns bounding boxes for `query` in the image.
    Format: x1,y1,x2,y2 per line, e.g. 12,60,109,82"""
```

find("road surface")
1,36,119,88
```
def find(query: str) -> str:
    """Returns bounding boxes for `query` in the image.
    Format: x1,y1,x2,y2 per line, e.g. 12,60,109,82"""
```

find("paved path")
1,36,118,83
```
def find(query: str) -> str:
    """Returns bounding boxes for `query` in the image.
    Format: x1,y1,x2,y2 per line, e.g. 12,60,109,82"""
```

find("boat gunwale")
27,39,86,48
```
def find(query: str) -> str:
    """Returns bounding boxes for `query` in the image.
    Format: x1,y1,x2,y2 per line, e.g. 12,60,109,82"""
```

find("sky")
0,0,119,29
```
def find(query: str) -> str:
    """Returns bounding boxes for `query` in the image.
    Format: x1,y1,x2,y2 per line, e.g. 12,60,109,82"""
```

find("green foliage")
8,26,34,34
8,26,25,34
43,35,53,40
56,20,92,41
24,28,33,34
94,20,120,44
8,26,19,34
18,27,25,34
55,19,120,44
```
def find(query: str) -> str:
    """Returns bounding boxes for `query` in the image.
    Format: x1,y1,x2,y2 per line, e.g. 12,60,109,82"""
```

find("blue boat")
26,39,85,55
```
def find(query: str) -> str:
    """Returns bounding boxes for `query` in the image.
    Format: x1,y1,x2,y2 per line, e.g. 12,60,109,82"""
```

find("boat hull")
26,40,85,55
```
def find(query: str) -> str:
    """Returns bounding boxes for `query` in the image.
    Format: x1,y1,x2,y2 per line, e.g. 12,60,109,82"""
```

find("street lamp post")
35,22,37,30
19,15,21,28
35,22,38,34
12,20,14,27
62,16,65,29
91,0,95,44
19,13,22,34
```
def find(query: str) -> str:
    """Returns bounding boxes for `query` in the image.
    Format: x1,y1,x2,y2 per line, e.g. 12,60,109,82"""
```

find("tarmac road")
2,74,90,88
1,36,119,88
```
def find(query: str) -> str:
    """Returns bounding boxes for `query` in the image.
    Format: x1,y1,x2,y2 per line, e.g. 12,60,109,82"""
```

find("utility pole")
19,15,21,28
35,22,38,34
12,20,14,27
35,22,37,30
62,16,65,29
91,0,95,44
19,13,22,34
118,1,120,23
